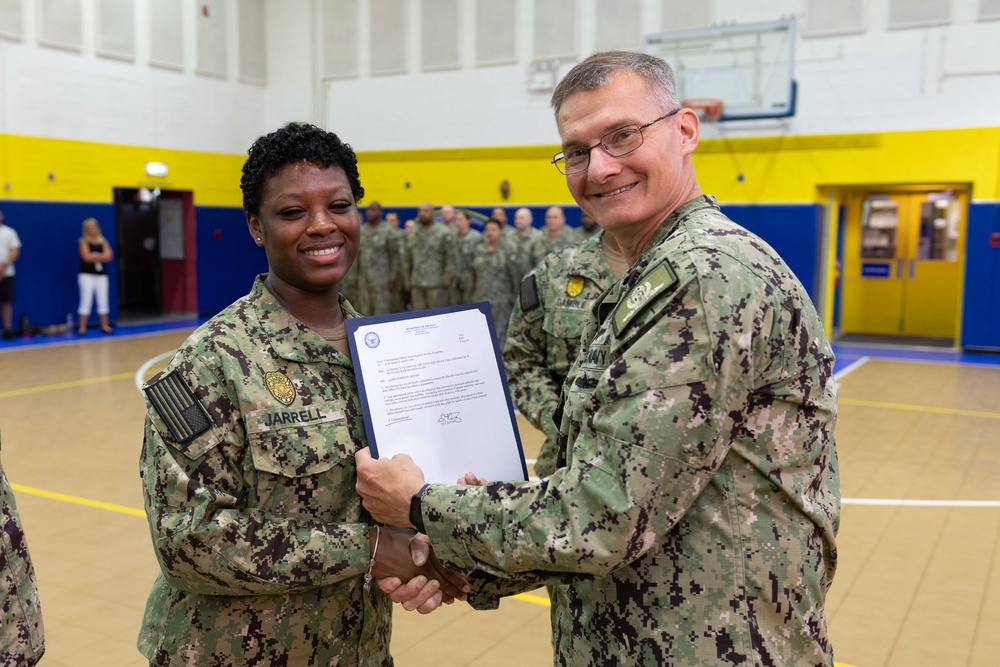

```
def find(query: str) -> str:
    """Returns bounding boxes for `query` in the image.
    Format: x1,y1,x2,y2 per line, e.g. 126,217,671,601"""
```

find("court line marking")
843,498,1000,507
135,350,177,391
838,397,1000,420
833,355,869,380
10,483,146,518
0,372,135,399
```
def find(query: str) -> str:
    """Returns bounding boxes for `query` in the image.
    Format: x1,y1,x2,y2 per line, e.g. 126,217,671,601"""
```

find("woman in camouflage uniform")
137,123,465,666
469,218,521,346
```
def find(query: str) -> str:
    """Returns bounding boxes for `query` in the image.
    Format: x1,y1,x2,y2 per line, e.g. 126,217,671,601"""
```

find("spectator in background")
0,206,21,340
503,223,622,478
469,218,520,346
402,202,455,310
579,211,600,239
530,205,581,267
355,201,404,315
452,209,482,304
439,204,457,229
386,211,402,229
509,207,542,279
76,217,115,335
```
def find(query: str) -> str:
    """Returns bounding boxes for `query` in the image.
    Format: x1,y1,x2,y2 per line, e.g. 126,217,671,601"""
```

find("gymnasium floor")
1,322,998,666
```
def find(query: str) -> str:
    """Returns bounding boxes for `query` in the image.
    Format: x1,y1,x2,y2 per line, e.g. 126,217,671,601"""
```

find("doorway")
114,188,197,321
115,189,161,318
840,186,967,343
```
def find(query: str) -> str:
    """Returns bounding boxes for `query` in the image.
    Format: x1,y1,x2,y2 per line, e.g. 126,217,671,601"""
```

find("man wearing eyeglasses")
357,51,840,666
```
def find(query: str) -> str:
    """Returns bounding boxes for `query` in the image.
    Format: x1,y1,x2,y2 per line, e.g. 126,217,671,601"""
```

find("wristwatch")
409,483,431,533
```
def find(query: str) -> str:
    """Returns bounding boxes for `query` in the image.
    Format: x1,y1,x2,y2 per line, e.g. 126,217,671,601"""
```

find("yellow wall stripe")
3,127,999,207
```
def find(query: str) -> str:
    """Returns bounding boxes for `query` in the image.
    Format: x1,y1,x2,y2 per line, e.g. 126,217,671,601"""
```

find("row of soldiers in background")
341,200,600,345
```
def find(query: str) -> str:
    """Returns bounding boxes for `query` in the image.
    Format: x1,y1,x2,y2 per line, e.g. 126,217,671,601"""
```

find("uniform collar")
248,275,358,365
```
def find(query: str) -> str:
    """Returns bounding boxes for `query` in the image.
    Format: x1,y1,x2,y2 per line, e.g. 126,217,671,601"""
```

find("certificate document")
346,302,528,484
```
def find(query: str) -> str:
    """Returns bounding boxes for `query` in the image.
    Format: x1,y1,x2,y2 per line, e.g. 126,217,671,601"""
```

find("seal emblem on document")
364,332,381,349
265,371,296,406
566,276,585,297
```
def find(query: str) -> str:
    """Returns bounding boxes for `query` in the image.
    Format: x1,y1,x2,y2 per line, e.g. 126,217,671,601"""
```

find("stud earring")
257,237,261,242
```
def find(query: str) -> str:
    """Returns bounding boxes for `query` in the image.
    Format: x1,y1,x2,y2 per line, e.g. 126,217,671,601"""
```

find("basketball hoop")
683,98,724,122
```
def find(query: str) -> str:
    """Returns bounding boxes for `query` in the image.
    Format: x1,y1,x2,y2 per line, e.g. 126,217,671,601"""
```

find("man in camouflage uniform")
579,211,600,239
402,202,455,310
0,431,44,666
529,206,582,268
356,201,403,315
453,210,482,304
469,219,522,346
358,51,840,666
508,207,543,280
503,228,624,478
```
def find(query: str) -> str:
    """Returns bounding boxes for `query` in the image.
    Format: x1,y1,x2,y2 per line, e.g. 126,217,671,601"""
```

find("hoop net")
683,98,724,122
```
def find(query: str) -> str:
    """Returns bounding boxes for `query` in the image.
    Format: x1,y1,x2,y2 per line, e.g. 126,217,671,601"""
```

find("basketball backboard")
644,19,796,121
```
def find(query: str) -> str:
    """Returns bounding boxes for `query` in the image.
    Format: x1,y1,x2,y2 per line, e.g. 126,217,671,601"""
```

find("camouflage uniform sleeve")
0,458,44,663
140,352,370,597
421,256,836,584
502,273,560,450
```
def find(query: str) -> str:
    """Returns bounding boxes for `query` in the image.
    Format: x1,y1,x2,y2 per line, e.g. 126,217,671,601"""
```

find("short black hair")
240,122,364,217
484,217,503,231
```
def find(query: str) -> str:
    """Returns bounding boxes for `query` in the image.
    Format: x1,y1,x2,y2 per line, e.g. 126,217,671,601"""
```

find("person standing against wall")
508,207,542,279
469,218,521,346
402,202,455,310
76,217,114,335
356,201,404,315
529,205,582,267
0,207,21,340
453,209,482,304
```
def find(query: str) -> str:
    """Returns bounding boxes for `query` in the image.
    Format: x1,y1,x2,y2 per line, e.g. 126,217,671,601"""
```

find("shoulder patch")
144,371,213,443
519,274,540,312
611,260,679,337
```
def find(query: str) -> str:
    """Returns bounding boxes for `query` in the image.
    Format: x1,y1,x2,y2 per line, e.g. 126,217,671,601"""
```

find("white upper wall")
0,0,998,155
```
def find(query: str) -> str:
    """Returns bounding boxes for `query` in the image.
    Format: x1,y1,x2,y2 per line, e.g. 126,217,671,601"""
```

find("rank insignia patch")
612,260,679,337
265,371,296,406
566,276,585,297
144,371,212,443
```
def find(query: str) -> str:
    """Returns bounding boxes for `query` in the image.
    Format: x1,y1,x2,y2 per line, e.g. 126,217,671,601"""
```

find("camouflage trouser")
361,284,401,316
410,286,449,311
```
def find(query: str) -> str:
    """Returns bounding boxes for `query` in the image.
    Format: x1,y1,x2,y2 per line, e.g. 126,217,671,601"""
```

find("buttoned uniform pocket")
244,407,362,522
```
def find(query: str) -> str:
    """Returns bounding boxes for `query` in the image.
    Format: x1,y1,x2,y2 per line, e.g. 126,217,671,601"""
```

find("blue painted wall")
721,204,823,302
195,206,268,315
962,203,1000,350
0,201,118,331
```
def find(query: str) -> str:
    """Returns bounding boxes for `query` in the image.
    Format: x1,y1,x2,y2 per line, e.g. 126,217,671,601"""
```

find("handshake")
366,525,469,614
362,452,488,614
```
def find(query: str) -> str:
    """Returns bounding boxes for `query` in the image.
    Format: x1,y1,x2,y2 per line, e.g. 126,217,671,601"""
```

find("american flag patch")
144,371,212,443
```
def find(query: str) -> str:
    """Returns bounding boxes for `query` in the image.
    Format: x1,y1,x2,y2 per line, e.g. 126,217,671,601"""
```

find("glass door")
841,188,966,339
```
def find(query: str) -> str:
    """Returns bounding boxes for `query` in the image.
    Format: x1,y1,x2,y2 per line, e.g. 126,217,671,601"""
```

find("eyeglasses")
551,108,682,175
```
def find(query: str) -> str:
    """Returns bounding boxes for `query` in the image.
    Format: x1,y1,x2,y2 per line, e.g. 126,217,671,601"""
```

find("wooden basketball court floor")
1,325,999,666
